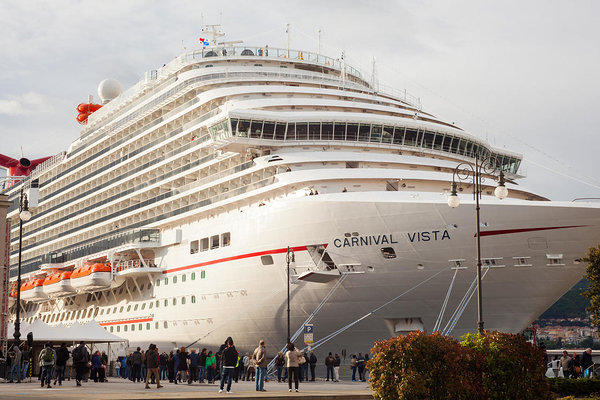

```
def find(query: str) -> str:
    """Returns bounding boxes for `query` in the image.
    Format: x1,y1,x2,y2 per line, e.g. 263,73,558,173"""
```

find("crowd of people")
3,337,370,393
558,348,595,378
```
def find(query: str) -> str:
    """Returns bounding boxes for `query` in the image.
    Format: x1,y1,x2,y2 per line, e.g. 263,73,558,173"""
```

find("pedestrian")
177,346,189,383
572,352,582,378
159,351,168,381
132,347,143,382
357,353,366,381
350,354,358,381
560,350,572,378
325,352,334,381
145,344,163,389
167,350,175,382
309,351,317,381
188,348,199,383
253,339,267,392
8,342,21,383
21,344,30,380
333,353,341,382
581,348,593,377
198,348,207,383
91,351,104,382
242,352,250,381
206,350,216,383
140,349,147,383
285,342,303,392
218,338,237,394
38,342,55,388
275,351,285,382
72,341,90,387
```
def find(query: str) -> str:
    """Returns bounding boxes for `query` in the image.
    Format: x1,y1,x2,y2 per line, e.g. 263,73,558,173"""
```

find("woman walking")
284,343,303,393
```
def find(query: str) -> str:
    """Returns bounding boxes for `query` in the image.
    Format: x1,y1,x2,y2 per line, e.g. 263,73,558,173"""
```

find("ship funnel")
19,158,31,168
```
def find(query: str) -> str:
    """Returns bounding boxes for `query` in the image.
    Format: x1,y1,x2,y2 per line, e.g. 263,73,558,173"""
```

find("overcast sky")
1,0,599,201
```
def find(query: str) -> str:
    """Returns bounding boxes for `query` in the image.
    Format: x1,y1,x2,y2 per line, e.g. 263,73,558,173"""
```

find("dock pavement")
0,378,373,400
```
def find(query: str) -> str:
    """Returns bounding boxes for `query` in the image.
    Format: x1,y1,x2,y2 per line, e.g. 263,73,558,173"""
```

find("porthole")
110,326,114,333
173,276,178,284
156,279,161,287
191,295,196,303
141,303,146,310
131,324,135,331
173,298,177,306
116,326,120,332
191,272,196,280
146,323,150,330
119,306,124,313
155,322,159,329
139,323,142,330
164,299,168,307
164,321,168,329
381,247,397,259
182,297,186,305
124,325,128,332
201,270,206,279
113,307,117,313
182,275,186,282
149,302,153,309
164,278,168,285
127,305,131,312
156,300,159,307
134,304,138,311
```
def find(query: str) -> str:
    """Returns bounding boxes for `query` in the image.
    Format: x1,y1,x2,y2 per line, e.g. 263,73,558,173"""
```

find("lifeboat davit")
42,271,75,296
71,263,112,291
20,279,48,301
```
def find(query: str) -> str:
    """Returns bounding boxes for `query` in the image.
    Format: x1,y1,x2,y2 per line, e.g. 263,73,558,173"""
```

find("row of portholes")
105,318,203,333
156,270,206,286
30,294,199,326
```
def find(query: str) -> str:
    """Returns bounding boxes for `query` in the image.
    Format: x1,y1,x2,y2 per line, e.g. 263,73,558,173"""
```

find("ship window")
139,323,142,330
173,276,177,284
119,306,124,313
124,325,128,332
156,300,159,307
131,324,135,331
94,308,99,317
241,49,254,56
370,125,382,143
100,309,104,316
230,118,238,134
423,132,435,149
262,122,275,139
250,120,263,138
211,235,219,249
164,321,168,329
309,123,321,140
155,322,159,329
190,240,199,254
182,297,186,305
113,307,117,313
382,126,394,144
134,304,138,311
393,126,404,144
322,123,333,140
274,122,286,140
164,278,168,285
201,237,209,251
164,299,168,307
182,274,186,282
261,255,274,265
286,122,296,140
141,303,146,310
404,129,418,146
127,305,131,312
156,279,160,286
110,326,114,333
358,123,370,142
381,247,397,259
201,270,206,279
191,295,196,303
191,272,196,280
146,323,150,330
333,122,345,140
237,120,250,137
222,232,230,246
149,302,153,309
346,124,358,141
173,298,177,306
296,122,308,140
116,326,120,332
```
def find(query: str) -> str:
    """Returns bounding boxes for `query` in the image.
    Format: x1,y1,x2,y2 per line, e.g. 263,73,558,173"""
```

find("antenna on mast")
317,29,321,57
371,56,378,93
286,23,290,57
202,24,225,47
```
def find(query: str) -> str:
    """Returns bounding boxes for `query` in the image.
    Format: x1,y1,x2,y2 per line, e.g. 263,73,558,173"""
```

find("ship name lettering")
333,234,398,248
407,230,451,242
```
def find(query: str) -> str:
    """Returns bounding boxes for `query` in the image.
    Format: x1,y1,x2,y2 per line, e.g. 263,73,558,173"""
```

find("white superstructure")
4,32,600,355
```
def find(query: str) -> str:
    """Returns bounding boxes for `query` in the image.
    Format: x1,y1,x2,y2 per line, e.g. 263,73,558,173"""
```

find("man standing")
132,347,143,382
581,348,594,377
325,352,334,381
188,348,199,383
8,342,21,383
38,342,55,388
72,341,90,387
145,344,163,389
218,338,237,394
309,351,317,381
333,353,341,382
253,339,267,392
357,353,366,381
560,350,573,378
54,343,70,386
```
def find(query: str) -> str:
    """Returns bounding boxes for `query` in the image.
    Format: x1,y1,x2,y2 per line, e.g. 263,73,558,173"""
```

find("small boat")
8,282,18,301
70,263,112,290
20,279,48,301
42,271,75,296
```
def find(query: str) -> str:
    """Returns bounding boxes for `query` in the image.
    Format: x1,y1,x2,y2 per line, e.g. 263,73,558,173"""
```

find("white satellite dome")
98,78,123,104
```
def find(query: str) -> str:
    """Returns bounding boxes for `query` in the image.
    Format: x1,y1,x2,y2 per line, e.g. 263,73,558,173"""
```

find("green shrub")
548,377,600,396
461,331,549,400
368,331,485,400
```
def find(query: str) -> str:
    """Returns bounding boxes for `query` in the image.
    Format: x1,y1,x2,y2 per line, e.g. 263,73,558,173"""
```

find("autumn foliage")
368,331,550,400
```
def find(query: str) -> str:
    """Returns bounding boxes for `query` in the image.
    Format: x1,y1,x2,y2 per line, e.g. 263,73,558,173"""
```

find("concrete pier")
0,379,373,400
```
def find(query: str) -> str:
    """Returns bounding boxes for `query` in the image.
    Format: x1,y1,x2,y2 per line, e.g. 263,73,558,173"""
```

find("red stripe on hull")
477,225,586,237
99,317,153,326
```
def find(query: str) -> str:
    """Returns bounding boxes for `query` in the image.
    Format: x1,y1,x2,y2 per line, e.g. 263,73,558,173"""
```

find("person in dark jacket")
188,349,199,383
159,352,168,381
308,351,317,381
72,341,90,387
581,348,594,376
144,344,163,389
325,352,334,381
198,348,207,383
131,347,143,382
219,338,237,394
177,347,188,383
91,351,104,382
167,351,175,382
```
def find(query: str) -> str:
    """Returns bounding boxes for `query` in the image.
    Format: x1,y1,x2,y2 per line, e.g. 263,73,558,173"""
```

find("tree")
582,245,600,328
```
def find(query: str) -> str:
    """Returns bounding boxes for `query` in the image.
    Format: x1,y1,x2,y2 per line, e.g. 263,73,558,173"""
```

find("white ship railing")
113,258,156,273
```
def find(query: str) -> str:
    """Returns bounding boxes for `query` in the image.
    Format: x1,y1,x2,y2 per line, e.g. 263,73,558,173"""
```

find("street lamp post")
13,188,32,347
447,153,508,335
286,247,295,345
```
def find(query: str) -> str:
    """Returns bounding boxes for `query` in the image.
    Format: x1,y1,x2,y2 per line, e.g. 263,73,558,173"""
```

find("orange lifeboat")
71,263,111,290
9,281,18,298
77,103,102,113
20,278,48,301
43,271,75,296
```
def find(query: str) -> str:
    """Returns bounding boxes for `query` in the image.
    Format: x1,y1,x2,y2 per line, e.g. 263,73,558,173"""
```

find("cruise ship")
3,28,600,356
